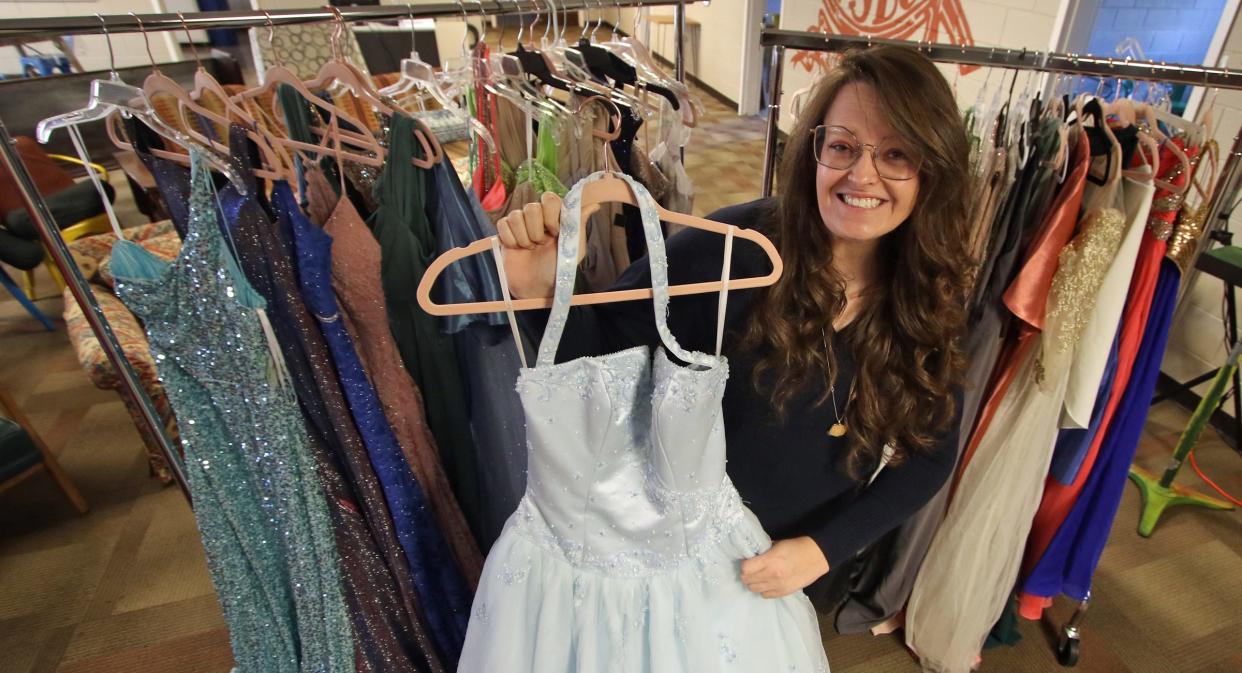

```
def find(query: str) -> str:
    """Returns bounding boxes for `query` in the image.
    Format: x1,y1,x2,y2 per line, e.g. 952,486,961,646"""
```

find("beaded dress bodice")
507,171,744,576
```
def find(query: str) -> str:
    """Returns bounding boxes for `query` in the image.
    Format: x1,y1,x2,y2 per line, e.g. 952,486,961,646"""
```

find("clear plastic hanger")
598,1,699,127
380,6,497,154
38,15,246,191
483,0,572,118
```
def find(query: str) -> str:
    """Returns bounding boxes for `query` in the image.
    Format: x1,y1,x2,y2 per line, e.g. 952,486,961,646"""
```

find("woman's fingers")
496,213,521,249
541,192,562,238
740,555,768,580
522,202,546,245
508,209,534,248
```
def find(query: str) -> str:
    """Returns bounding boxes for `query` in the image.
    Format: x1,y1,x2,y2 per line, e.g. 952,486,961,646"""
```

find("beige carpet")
3,81,1241,673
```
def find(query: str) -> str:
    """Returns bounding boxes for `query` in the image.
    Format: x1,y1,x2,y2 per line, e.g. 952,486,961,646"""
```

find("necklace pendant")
828,423,848,438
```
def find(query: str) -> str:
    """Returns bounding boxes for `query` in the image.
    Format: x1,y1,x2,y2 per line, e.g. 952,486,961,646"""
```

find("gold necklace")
822,329,857,438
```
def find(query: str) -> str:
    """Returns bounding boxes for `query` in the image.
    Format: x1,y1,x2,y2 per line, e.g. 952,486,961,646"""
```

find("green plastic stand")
1130,342,1240,537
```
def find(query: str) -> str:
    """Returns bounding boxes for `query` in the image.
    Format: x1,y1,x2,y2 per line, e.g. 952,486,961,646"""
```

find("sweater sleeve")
808,387,964,568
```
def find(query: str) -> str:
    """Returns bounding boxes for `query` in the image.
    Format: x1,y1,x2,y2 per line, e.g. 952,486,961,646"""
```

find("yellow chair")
17,155,114,299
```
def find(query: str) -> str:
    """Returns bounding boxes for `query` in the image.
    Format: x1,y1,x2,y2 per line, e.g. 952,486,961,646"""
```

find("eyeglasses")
811,125,922,181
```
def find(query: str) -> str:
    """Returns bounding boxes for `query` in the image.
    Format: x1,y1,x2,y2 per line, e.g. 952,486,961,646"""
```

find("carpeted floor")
2,79,1241,673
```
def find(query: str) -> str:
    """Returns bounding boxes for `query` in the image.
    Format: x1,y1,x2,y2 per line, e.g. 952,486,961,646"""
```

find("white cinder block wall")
777,0,1066,133
1162,7,1242,403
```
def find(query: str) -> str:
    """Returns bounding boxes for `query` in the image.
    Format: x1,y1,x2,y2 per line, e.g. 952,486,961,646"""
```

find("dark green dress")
370,112,483,539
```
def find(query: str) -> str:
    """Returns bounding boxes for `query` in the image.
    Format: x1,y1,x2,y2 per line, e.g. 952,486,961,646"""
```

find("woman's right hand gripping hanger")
415,95,784,319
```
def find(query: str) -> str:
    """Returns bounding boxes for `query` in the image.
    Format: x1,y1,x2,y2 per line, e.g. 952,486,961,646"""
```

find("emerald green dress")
369,112,483,539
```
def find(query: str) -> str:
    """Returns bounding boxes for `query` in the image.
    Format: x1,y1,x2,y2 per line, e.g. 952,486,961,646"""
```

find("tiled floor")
2,59,1241,673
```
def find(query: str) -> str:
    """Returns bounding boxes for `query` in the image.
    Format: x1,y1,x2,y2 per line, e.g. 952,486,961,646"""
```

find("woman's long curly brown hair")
742,46,972,479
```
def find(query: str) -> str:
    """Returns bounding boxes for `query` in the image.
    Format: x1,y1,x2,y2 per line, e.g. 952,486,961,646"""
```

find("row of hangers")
36,0,704,193
957,53,1220,214
29,3,767,318
38,7,447,202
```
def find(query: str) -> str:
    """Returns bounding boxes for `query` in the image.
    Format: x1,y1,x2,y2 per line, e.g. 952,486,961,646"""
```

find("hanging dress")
1018,148,1201,619
1017,140,1199,615
136,126,442,673
370,112,483,544
321,173,484,585
425,150,532,549
458,172,829,673
288,185,474,661
112,149,354,673
906,202,1127,673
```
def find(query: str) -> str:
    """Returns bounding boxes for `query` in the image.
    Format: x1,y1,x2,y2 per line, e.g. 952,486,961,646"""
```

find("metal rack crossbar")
0,0,690,502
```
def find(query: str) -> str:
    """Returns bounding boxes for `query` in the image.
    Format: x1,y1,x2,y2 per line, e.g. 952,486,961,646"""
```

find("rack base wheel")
1056,634,1080,667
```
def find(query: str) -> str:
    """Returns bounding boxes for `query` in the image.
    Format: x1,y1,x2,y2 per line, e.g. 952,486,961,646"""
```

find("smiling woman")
489,44,972,637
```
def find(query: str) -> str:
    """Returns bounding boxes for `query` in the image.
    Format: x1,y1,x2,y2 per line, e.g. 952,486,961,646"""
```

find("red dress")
1017,139,1198,618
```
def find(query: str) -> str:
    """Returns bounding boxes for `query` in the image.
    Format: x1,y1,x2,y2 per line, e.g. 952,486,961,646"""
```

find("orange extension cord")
1188,449,1242,507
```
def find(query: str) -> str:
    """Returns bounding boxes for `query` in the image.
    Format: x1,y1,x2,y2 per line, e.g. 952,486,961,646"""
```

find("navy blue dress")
285,184,472,664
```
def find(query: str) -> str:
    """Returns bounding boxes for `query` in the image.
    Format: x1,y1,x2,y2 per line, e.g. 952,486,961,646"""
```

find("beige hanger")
303,6,442,168
141,13,293,183
231,11,385,167
416,96,782,316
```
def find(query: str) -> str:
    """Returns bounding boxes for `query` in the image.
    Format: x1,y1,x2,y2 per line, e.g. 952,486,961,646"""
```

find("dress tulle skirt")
459,499,829,673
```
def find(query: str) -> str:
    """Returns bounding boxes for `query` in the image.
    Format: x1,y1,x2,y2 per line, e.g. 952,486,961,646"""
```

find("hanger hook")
542,0,553,46
473,0,488,50
406,3,417,47
613,0,621,41
177,12,205,72
262,10,284,68
97,14,117,76
597,0,609,39
511,0,525,47
455,0,470,55
129,12,159,73
327,5,346,61
575,95,622,169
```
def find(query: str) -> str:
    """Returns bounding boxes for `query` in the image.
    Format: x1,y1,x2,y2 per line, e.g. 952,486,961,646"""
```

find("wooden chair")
0,381,88,514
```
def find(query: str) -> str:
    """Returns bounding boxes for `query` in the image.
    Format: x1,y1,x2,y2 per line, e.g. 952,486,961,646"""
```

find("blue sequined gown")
458,173,829,673
112,149,355,673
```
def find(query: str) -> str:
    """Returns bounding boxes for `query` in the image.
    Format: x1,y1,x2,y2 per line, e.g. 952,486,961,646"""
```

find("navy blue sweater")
529,198,960,567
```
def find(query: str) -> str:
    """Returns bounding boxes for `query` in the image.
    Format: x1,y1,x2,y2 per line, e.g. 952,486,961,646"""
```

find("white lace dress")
458,172,829,673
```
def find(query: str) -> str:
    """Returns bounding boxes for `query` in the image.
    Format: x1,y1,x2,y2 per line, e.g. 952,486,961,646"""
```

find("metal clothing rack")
0,0,690,503
758,29,1242,226
757,27,1242,669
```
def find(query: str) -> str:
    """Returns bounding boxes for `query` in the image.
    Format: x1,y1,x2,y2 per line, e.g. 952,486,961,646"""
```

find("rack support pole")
761,44,785,197
0,116,191,502
674,0,686,83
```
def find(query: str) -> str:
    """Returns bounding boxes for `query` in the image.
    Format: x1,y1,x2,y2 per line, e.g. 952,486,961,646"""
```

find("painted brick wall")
777,0,1067,133
1086,0,1223,68
1161,6,1242,403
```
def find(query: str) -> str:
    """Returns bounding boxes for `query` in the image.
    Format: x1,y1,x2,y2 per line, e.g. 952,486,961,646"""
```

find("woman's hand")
494,192,573,299
740,536,830,599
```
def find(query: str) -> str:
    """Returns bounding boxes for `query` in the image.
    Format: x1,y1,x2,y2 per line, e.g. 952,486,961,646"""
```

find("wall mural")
791,0,980,75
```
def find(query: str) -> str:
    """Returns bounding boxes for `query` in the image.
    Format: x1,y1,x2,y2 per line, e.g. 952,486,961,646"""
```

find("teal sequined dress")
112,150,355,673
